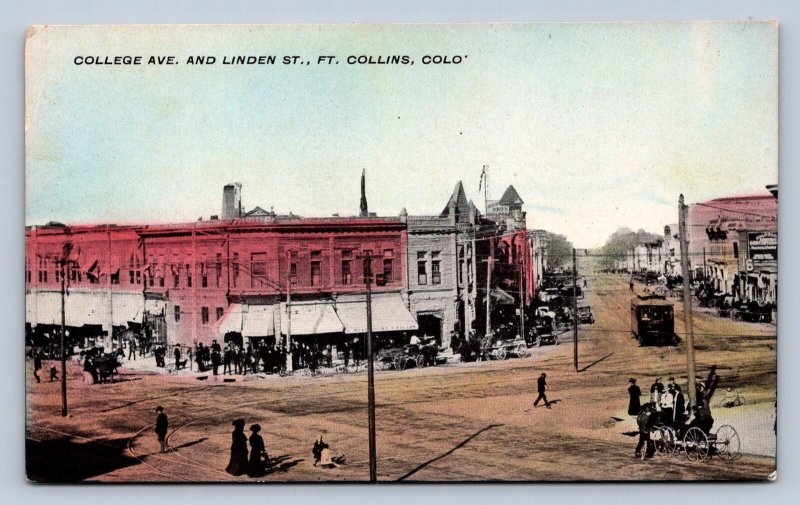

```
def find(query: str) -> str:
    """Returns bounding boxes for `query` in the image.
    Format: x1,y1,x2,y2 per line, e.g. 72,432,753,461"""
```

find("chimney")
359,169,368,217
222,183,242,219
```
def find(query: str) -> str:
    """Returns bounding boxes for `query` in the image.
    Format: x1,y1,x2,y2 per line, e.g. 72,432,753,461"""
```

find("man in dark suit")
534,372,550,408
155,406,170,453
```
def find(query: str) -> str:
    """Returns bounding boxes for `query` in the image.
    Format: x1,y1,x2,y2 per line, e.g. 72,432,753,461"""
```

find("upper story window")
288,251,298,285
232,252,239,288
251,252,268,288
310,250,322,286
341,249,352,285
417,251,427,285
383,249,394,283
431,252,441,285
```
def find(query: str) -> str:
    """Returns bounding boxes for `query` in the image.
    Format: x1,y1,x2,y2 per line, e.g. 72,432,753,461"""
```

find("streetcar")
630,292,676,346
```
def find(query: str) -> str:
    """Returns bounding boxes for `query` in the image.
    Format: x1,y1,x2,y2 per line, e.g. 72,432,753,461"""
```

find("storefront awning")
281,302,344,336
241,305,275,337
27,290,116,327
216,303,244,334
112,292,144,326
145,297,167,316
491,287,516,305
335,293,418,334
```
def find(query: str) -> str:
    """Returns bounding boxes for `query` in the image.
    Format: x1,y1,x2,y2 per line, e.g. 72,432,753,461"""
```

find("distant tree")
597,227,660,270
544,232,573,270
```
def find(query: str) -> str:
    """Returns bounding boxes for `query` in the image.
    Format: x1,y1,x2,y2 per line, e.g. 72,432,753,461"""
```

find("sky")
25,22,778,248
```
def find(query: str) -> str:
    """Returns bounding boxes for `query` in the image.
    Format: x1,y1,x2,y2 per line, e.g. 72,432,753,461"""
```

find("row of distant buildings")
615,185,778,311
26,175,544,357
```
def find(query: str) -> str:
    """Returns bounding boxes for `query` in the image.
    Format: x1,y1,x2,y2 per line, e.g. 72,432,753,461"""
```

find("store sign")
748,232,777,261
486,200,510,216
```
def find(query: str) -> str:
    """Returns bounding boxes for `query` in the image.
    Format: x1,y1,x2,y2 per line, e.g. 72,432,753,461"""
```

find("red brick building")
26,217,414,354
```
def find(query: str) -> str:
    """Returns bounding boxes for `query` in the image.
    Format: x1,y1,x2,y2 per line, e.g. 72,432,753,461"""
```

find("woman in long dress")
247,424,268,477
225,419,249,476
627,378,641,416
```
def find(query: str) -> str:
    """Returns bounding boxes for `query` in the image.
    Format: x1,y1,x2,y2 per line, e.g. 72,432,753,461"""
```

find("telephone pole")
285,250,293,372
485,240,494,339
59,257,68,417
678,195,697,406
363,252,377,482
572,248,578,372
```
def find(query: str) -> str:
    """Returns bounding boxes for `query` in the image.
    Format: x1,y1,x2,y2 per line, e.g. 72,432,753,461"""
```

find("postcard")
24,22,778,482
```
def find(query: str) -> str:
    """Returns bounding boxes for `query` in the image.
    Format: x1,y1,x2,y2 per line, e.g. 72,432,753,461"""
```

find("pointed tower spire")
359,169,369,217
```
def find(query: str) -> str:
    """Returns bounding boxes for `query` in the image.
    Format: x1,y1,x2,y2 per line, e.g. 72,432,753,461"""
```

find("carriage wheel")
347,362,360,374
496,347,508,360
415,354,425,368
714,425,740,460
394,354,406,371
655,426,676,456
515,344,529,358
684,427,710,462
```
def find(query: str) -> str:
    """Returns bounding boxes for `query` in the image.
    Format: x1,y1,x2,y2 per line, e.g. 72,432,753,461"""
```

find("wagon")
482,336,530,360
377,346,425,371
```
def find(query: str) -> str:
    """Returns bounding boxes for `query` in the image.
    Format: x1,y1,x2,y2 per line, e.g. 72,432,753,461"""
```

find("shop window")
201,307,209,325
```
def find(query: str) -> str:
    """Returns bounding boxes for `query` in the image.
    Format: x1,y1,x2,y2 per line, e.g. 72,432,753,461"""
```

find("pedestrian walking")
225,419,249,476
49,366,58,382
155,406,170,453
33,351,42,383
128,337,137,360
583,278,588,288
247,424,268,477
629,277,634,292
533,372,550,408
627,378,641,416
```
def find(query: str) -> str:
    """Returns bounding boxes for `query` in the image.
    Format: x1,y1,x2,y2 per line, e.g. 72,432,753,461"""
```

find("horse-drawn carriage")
639,403,740,461
377,342,438,371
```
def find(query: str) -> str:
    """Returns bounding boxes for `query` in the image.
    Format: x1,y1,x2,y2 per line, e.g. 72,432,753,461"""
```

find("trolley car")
630,292,676,346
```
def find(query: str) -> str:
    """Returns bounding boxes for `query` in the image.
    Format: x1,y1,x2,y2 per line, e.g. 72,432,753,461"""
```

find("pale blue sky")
25,22,778,247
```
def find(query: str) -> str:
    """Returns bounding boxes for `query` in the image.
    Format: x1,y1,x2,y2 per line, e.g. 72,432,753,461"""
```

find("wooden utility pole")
285,250,293,372
519,255,525,341
59,257,67,417
678,195,697,406
363,252,377,482
485,240,494,338
572,248,578,372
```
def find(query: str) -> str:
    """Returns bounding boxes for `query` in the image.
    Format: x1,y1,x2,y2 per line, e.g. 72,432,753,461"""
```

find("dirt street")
26,274,777,482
